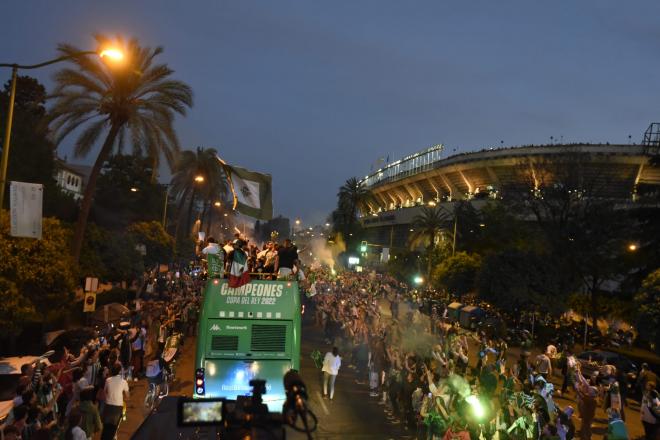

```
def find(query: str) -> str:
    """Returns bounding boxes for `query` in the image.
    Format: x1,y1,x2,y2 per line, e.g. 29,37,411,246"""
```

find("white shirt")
202,243,220,255
322,352,341,375
536,354,552,374
104,375,129,407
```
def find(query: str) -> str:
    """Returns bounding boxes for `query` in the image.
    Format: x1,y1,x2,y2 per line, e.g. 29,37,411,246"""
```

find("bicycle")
144,366,173,410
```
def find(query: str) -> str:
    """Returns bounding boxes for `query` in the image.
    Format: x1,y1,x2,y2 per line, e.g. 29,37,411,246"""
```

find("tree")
79,224,143,282
0,211,76,322
633,269,660,352
337,177,371,224
127,221,175,268
0,278,35,339
48,35,193,263
170,147,227,239
502,155,630,325
94,153,166,229
477,249,570,315
332,177,371,248
432,252,481,300
0,75,78,218
385,249,422,284
409,206,452,279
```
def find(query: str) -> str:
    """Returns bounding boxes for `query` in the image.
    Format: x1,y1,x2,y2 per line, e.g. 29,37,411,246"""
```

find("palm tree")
170,147,227,239
49,35,193,263
409,206,452,279
337,177,371,227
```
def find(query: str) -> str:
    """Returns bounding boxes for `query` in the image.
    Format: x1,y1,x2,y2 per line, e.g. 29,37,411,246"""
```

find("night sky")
2,1,659,223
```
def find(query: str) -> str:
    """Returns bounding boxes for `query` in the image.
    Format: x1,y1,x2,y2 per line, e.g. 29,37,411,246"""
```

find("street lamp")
194,175,205,183
130,187,138,192
0,47,124,209
214,201,221,207
99,49,124,61
627,243,638,252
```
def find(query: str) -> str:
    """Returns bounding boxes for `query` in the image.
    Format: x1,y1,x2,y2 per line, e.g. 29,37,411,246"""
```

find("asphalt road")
121,321,409,439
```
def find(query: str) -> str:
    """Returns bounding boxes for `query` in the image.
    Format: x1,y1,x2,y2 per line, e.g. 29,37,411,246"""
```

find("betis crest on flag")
219,157,273,220
228,248,251,288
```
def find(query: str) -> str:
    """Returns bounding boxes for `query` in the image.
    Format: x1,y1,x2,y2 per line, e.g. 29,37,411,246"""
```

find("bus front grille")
211,335,239,351
251,325,286,352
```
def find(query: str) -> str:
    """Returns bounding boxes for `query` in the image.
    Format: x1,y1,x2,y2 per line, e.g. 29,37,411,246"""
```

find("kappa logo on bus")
210,324,220,331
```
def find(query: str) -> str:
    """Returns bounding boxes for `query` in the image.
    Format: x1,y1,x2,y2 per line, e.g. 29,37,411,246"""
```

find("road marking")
315,391,330,415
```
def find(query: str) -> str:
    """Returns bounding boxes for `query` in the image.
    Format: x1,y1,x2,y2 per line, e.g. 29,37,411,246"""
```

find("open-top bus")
194,277,301,411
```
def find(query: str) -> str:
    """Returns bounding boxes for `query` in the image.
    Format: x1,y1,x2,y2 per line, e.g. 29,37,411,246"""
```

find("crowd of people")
200,234,301,279
306,268,660,440
1,274,200,440
2,235,658,440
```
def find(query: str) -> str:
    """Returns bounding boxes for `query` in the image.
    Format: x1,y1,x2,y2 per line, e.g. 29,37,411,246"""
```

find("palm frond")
73,119,108,157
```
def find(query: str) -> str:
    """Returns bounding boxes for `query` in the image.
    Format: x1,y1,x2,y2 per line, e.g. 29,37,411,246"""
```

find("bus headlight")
195,368,205,396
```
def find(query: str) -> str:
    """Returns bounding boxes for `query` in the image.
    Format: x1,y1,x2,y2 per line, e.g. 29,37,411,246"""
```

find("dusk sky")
2,1,659,223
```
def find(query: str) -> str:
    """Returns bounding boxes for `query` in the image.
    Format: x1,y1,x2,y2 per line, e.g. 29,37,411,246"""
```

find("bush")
432,252,481,299
0,212,76,323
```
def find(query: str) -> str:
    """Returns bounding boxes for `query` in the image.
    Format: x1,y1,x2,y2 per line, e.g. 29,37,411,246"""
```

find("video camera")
174,370,317,440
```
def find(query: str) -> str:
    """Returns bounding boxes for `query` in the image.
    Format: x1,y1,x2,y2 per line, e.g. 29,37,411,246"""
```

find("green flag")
219,158,273,220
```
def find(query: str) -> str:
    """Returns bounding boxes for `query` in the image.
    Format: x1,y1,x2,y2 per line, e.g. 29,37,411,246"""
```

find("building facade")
54,159,92,200
360,143,660,249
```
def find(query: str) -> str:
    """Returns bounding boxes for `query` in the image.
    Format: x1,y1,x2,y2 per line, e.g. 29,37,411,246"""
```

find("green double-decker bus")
194,278,301,411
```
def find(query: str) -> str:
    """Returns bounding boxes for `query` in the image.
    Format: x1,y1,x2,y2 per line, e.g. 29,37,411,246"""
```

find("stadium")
359,125,660,250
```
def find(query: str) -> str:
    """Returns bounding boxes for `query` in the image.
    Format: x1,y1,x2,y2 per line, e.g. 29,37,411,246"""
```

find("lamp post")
0,49,123,209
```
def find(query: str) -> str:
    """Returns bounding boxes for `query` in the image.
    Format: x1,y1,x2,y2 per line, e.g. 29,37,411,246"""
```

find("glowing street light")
194,175,205,183
99,48,124,61
413,275,424,285
295,219,301,225
628,243,638,252
130,187,138,192
214,201,221,207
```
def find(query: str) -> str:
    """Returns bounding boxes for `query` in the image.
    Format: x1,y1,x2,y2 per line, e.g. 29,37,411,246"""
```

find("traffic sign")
83,292,96,312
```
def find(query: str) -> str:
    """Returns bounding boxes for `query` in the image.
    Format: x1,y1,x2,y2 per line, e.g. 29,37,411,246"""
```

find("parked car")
46,327,98,354
576,350,638,384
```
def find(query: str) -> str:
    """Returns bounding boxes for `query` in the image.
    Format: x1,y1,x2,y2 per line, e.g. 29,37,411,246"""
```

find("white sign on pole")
9,181,43,239
84,277,99,292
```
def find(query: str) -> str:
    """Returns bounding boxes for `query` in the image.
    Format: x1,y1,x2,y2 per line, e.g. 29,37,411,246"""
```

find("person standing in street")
575,365,597,440
130,322,146,381
322,347,341,400
640,382,659,440
101,363,129,440
637,363,659,397
535,351,552,380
